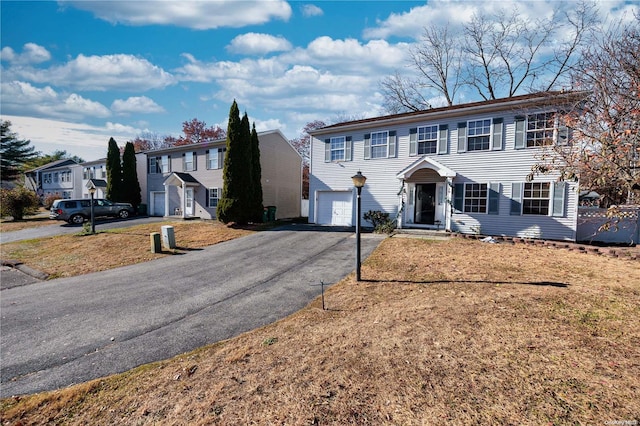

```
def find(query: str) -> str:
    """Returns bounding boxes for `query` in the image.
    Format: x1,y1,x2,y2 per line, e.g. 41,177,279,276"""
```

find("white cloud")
6,54,176,92
301,4,323,18
362,0,567,40
111,96,165,114
61,0,292,29
227,33,292,55
0,115,140,161
1,81,110,120
0,43,51,65
176,55,287,83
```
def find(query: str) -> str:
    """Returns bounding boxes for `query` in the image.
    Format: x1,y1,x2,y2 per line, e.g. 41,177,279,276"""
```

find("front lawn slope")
2,238,638,425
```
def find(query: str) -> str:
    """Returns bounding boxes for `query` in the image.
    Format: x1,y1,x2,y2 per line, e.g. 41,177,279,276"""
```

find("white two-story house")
145,129,302,220
309,91,583,241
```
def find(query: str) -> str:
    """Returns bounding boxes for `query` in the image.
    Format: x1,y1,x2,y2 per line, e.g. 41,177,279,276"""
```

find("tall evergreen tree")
105,137,123,201
239,112,252,223
250,122,263,222
218,100,244,223
122,142,142,211
1,120,37,182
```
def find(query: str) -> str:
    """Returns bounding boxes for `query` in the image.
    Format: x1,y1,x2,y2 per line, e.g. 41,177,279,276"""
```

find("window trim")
206,147,225,170
453,182,499,215
183,151,197,172
466,118,492,151
526,112,556,148
417,125,438,155
511,181,566,216
207,187,221,208
324,136,352,162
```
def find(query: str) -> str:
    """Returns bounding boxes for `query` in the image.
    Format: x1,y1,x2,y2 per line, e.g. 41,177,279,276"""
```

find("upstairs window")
149,155,170,174
324,136,352,162
207,148,225,169
53,172,59,183
183,152,196,172
370,131,389,159
418,125,438,154
527,113,555,147
467,119,491,151
330,137,345,161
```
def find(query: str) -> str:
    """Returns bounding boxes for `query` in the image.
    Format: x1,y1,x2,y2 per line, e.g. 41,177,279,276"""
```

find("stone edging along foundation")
450,233,639,261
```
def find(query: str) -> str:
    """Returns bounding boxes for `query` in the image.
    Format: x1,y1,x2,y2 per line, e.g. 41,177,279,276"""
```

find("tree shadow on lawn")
360,279,568,288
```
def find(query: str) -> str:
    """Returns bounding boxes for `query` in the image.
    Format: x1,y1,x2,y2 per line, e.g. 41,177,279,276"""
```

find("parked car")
49,199,135,224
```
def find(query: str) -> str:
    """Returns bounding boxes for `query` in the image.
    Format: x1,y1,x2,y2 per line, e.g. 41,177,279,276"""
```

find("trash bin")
267,206,277,222
138,204,147,216
262,207,269,223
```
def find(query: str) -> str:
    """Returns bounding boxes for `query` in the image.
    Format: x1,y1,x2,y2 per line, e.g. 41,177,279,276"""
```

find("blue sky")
1,1,636,162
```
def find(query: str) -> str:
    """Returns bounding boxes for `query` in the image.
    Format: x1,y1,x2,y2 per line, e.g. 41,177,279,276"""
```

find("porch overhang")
395,156,456,180
163,172,200,188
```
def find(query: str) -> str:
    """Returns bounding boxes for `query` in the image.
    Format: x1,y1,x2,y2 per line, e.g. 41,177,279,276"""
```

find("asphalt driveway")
0,224,385,397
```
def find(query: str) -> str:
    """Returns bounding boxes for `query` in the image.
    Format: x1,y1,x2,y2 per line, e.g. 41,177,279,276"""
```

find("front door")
185,188,194,216
415,183,436,225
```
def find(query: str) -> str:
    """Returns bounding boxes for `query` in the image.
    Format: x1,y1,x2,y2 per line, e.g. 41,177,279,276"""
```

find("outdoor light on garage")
351,170,367,281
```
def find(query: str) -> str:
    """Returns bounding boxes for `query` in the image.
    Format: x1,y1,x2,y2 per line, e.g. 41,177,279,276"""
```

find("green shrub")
363,210,396,234
0,186,39,220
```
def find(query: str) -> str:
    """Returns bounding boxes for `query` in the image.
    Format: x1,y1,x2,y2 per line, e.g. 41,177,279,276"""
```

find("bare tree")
532,17,640,207
381,0,599,112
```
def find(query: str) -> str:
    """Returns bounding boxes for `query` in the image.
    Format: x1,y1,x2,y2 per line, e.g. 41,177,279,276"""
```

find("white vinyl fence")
577,206,639,244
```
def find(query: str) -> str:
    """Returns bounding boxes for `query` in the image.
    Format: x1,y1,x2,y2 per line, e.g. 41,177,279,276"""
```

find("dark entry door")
415,183,436,225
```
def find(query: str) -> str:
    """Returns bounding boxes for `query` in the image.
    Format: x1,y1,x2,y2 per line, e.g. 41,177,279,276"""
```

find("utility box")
150,232,162,253
161,225,176,249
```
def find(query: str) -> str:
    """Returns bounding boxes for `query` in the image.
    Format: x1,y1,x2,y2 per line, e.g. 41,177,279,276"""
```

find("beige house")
145,129,302,220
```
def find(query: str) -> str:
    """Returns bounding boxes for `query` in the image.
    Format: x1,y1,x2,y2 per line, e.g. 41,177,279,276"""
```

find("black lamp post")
351,170,367,281
88,185,96,234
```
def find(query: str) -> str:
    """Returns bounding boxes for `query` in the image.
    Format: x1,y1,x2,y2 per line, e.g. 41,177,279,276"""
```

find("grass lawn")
0,220,254,278
1,236,638,425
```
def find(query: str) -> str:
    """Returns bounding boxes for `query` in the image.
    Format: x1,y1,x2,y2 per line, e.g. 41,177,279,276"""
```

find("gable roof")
163,172,201,187
310,91,587,136
25,158,79,173
396,156,456,179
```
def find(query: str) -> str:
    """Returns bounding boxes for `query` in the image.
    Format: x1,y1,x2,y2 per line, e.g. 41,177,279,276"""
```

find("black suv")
50,199,135,224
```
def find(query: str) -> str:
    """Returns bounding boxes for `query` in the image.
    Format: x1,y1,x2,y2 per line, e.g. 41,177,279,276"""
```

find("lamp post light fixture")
351,170,367,281
88,184,96,234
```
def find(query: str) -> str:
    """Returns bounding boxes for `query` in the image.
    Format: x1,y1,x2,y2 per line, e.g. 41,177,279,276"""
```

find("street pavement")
0,215,167,244
0,224,385,397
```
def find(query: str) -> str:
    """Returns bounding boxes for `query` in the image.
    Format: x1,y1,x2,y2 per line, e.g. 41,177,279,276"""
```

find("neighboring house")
24,159,80,200
309,91,583,241
79,159,108,199
145,129,302,220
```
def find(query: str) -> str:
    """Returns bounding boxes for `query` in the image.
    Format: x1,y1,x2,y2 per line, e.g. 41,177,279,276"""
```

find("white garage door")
151,192,165,216
317,191,353,226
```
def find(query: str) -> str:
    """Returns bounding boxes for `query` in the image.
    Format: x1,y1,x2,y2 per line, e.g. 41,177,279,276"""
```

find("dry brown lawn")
0,220,253,278
1,236,639,425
